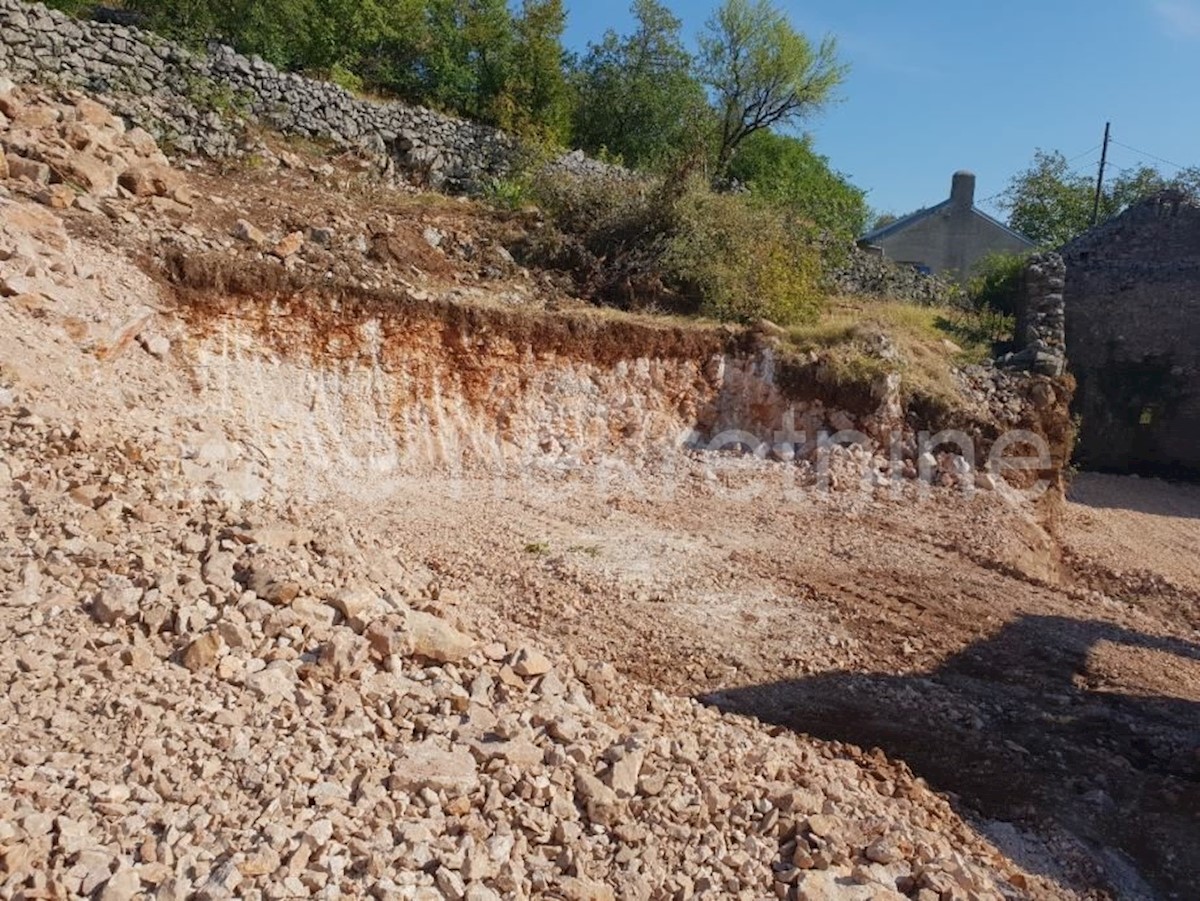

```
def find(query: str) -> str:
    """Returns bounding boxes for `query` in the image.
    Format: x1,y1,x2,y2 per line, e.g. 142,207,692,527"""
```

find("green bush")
727,130,868,238
43,0,94,14
328,64,366,95
937,307,1015,349
967,252,1027,317
482,176,534,211
524,167,823,324
663,185,822,325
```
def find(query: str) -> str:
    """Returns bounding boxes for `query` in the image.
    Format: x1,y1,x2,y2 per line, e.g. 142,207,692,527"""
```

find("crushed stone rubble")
0,81,523,307
0,386,1043,900
0,369,1051,897
0,75,1078,901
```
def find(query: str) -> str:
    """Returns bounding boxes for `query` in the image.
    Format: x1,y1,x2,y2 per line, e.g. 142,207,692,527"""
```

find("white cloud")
1154,0,1200,38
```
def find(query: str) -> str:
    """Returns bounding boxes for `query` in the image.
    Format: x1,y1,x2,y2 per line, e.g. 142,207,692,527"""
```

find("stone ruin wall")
1061,191,1200,475
1004,252,1067,378
0,0,522,191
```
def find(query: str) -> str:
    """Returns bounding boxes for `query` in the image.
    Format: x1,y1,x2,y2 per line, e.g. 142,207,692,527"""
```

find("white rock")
512,647,552,677
245,661,296,701
407,609,473,663
394,742,479,795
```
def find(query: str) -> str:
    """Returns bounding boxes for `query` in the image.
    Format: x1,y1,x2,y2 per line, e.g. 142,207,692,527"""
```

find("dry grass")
781,298,999,407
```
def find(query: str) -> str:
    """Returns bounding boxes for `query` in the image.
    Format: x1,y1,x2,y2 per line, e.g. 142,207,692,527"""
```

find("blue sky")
561,0,1200,222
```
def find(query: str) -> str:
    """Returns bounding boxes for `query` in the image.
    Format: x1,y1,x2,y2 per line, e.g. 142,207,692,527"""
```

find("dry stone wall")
1000,252,1066,377
0,0,518,190
826,244,962,307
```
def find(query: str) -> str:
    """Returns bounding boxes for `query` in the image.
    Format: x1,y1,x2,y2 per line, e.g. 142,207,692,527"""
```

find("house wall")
875,206,1032,281
1062,192,1200,476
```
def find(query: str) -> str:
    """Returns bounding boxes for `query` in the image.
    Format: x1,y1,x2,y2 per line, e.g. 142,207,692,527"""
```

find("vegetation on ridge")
38,0,1008,392
44,0,866,239
999,150,1200,247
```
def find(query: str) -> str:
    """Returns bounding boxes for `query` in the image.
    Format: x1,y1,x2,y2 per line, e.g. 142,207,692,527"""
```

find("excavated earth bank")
1,82,1197,901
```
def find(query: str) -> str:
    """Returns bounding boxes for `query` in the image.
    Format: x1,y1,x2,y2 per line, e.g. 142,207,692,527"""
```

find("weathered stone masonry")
1001,252,1067,378
1062,191,1200,476
0,0,518,190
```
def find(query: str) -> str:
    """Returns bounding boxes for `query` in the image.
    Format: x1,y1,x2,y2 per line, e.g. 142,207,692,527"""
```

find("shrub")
727,130,868,239
328,64,366,95
530,167,663,243
938,307,1015,349
482,176,534,211
967,252,1027,317
663,185,822,325
523,166,823,325
42,0,94,14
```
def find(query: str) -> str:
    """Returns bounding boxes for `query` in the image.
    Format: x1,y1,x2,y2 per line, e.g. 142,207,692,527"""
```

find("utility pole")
1091,122,1111,226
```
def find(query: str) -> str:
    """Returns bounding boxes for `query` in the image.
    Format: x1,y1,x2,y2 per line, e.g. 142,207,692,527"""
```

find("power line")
976,144,1105,209
1105,145,1162,169
1109,139,1189,172
1066,144,1102,165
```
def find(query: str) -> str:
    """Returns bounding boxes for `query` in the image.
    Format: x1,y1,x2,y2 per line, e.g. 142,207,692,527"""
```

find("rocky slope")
1,79,1197,901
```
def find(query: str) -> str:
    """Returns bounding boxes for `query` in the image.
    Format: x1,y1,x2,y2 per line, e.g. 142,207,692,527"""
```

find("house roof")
859,201,950,244
859,203,1036,248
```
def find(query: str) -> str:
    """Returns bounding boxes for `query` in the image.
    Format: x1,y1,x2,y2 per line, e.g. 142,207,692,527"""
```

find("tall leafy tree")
1001,149,1200,247
727,130,867,236
301,0,425,80
699,0,846,178
122,0,421,81
572,0,709,169
499,0,574,142
417,0,515,119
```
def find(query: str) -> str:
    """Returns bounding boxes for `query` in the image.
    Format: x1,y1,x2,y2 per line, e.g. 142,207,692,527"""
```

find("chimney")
951,170,976,209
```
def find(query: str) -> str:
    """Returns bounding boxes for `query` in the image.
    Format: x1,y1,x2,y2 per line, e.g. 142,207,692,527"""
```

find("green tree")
727,129,867,236
123,0,417,77
498,0,574,142
415,0,515,119
123,0,231,48
698,0,846,178
347,1,430,97
299,0,424,80
1001,149,1200,247
868,212,898,232
998,150,1095,248
571,0,710,169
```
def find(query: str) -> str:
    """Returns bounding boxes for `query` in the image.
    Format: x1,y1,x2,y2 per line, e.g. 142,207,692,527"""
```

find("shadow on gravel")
702,616,1200,900
1067,472,1200,520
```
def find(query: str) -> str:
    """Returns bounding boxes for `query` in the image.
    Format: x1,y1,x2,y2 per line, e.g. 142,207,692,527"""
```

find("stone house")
858,172,1035,281
1061,190,1200,476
